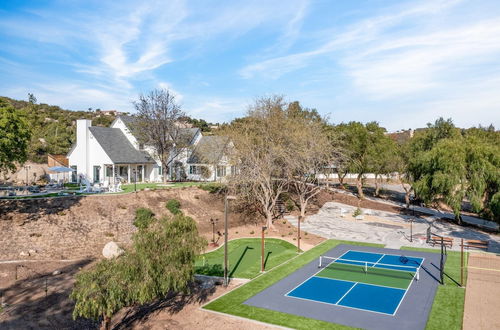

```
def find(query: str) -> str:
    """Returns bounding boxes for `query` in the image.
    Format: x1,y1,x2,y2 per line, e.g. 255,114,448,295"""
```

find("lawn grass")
120,182,208,193
195,238,299,279
203,239,383,329
401,247,467,330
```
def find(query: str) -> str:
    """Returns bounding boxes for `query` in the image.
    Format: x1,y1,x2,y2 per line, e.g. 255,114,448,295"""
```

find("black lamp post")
133,169,137,192
223,193,237,287
261,226,268,272
210,218,219,246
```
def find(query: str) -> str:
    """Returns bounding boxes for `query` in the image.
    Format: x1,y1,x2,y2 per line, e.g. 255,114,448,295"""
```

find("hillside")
1,96,219,164
2,96,118,163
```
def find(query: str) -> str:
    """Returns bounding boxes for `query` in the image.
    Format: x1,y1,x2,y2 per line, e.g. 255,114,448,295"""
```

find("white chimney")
76,119,91,180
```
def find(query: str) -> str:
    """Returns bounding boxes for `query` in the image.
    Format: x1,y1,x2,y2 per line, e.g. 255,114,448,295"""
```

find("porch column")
112,164,115,186
127,165,131,183
142,164,145,182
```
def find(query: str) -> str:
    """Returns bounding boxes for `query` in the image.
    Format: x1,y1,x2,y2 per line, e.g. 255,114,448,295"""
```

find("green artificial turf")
401,247,467,330
195,238,298,279
317,262,414,289
203,239,383,329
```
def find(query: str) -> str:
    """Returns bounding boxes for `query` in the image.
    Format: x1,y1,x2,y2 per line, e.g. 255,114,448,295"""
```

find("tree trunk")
404,192,410,209
374,174,380,197
338,173,346,188
266,212,274,229
300,203,306,221
356,174,364,199
101,315,111,330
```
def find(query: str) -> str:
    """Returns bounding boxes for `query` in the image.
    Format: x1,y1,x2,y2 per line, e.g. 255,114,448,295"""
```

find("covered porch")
97,164,150,184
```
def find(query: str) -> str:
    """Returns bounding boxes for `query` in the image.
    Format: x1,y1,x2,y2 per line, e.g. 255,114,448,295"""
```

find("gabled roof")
177,127,200,145
89,127,155,164
187,136,230,164
114,115,200,146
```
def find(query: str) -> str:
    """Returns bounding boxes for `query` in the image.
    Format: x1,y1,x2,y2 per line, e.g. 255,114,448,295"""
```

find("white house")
67,116,233,184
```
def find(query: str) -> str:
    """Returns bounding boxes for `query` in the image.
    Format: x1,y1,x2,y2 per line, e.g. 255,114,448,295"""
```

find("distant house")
67,116,233,184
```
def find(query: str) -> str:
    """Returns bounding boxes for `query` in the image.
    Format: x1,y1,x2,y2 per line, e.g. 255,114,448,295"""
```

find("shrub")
166,199,182,215
353,208,362,217
194,263,223,277
199,183,225,194
250,230,254,235
133,207,155,229
285,199,295,212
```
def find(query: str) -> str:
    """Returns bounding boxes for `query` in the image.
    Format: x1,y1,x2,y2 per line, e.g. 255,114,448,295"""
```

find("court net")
319,255,420,281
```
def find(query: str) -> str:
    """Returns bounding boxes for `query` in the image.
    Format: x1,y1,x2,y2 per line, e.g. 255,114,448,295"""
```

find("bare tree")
286,103,334,221
226,96,292,229
131,89,189,182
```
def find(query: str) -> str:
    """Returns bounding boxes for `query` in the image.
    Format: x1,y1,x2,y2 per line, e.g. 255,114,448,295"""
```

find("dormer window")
139,143,144,150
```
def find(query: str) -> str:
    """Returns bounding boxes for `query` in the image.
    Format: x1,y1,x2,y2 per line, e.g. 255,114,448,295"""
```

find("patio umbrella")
48,166,75,184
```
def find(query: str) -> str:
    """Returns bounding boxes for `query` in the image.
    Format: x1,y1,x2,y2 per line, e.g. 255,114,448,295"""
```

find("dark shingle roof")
89,127,155,164
187,136,230,164
117,115,136,126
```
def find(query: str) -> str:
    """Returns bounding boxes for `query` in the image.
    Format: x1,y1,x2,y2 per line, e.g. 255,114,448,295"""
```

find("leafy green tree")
409,118,500,223
368,129,397,196
0,98,31,174
72,214,206,329
71,259,130,330
334,121,388,198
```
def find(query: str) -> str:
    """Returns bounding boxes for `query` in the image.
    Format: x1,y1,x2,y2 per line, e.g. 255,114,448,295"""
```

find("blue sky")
1,0,499,130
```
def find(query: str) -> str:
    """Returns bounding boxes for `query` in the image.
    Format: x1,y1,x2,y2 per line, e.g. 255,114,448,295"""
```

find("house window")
216,166,226,177
71,166,77,182
139,143,144,150
189,165,200,175
230,165,237,175
158,165,163,175
106,166,113,177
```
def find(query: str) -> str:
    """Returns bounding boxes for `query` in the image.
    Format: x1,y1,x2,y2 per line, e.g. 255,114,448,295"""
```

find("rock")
102,241,124,259
19,251,30,257
52,270,61,275
28,249,37,255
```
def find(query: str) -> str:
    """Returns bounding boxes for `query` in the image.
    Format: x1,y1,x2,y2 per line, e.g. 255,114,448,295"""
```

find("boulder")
102,241,124,259
19,251,30,257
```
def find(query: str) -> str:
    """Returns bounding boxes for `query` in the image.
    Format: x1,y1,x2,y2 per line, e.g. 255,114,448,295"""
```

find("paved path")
287,202,500,253
329,188,499,231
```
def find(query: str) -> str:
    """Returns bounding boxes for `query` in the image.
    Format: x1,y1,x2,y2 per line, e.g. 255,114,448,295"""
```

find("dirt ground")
0,260,276,330
463,253,500,330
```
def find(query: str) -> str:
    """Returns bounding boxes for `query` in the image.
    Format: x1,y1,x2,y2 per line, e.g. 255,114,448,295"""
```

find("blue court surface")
285,250,424,315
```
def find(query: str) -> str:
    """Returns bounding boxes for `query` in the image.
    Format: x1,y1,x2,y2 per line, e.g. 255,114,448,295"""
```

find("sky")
0,0,499,131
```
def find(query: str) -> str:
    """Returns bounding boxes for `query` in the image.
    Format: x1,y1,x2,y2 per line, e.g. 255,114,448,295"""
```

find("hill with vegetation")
1,96,217,163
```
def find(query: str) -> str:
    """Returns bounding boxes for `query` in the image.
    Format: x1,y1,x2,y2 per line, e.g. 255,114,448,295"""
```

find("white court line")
314,275,406,291
372,254,386,267
335,282,358,304
392,256,426,316
285,291,395,316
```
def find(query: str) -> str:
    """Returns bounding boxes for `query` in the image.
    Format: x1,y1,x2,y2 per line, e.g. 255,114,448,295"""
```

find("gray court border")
244,244,443,330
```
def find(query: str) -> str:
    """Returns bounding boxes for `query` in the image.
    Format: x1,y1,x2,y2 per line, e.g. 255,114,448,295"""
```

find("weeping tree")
409,118,500,223
130,89,191,182
71,214,206,329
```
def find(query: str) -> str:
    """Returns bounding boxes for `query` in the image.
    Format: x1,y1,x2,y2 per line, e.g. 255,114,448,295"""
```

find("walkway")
286,202,500,253
330,188,499,231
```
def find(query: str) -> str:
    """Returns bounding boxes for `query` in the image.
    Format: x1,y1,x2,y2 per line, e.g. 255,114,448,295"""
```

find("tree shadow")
229,246,253,278
112,282,216,330
0,259,97,330
263,251,272,269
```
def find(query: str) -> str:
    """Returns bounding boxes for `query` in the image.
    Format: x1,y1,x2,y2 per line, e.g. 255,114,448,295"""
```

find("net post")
319,256,322,268
364,262,368,273
416,268,419,281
